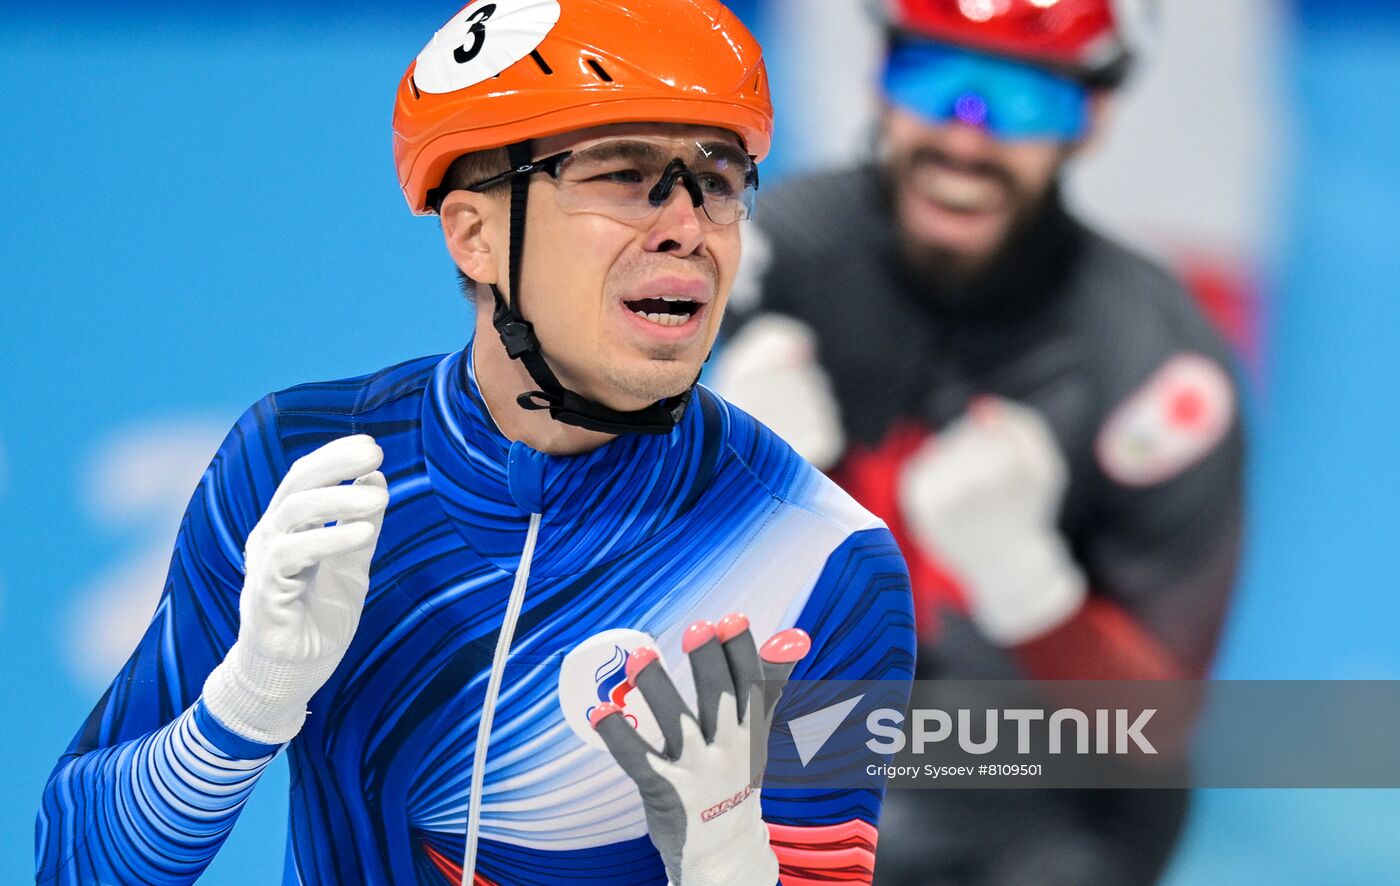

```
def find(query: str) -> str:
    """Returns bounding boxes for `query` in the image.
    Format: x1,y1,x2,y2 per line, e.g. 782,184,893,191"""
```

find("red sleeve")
1011,596,1198,681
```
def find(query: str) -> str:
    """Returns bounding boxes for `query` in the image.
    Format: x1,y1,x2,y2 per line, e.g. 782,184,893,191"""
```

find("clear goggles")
882,38,1090,141
468,136,760,226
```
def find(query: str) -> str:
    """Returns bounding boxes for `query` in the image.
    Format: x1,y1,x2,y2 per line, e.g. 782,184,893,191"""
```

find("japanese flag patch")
1096,353,1235,487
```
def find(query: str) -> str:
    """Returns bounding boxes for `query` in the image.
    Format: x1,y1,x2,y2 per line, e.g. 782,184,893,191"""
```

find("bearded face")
880,105,1076,289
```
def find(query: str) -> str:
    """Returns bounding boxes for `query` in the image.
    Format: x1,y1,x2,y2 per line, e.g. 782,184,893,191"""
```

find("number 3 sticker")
413,0,563,94
453,4,496,64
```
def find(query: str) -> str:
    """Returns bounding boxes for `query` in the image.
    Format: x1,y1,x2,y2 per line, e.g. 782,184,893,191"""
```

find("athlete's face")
880,104,1083,280
448,123,744,413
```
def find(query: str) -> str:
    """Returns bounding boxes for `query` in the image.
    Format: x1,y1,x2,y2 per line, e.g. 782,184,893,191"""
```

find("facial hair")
883,144,1070,313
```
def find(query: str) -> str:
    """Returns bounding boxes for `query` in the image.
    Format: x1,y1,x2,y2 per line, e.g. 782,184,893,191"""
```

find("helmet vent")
586,59,614,83
530,50,554,75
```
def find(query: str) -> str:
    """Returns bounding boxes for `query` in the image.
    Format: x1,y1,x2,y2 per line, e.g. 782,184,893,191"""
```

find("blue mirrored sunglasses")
881,39,1090,141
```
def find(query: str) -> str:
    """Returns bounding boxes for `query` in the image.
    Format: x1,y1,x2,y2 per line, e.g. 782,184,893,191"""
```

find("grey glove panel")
759,658,798,721
631,658,693,761
687,638,736,744
593,712,689,883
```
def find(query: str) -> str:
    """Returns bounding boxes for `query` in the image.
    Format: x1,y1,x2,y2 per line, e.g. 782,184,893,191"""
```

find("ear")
440,190,499,286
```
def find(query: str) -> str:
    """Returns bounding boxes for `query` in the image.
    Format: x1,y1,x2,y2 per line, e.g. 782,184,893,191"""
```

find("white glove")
203,434,388,744
711,314,845,470
899,398,1086,645
591,613,810,886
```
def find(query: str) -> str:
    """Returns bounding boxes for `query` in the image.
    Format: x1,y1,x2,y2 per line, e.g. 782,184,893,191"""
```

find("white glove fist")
899,398,1086,645
711,314,846,471
203,434,387,744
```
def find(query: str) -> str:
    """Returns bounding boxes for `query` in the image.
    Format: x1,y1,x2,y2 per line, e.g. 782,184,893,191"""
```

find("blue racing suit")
37,344,916,885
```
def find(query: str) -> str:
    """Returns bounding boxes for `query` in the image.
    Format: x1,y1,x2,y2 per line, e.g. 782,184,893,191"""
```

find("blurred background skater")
713,1,1244,883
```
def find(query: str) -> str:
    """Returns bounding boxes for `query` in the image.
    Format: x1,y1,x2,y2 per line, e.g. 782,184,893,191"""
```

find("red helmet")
393,0,772,215
881,0,1153,85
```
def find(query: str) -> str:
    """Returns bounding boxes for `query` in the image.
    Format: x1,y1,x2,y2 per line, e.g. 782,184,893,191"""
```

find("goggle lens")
882,39,1090,141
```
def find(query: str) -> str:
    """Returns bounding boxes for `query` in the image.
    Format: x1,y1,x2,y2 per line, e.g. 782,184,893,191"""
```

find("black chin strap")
488,140,696,436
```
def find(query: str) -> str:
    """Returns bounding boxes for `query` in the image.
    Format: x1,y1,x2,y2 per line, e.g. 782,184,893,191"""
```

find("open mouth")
911,164,1008,215
623,296,702,328
903,149,1017,217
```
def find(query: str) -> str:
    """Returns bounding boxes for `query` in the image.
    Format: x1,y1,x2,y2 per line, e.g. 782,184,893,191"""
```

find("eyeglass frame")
461,142,761,226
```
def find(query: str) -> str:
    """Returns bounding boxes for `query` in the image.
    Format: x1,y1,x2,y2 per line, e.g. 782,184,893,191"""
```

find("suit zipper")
460,511,543,884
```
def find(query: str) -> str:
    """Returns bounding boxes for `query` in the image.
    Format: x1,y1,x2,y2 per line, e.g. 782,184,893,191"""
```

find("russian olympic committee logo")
559,628,664,752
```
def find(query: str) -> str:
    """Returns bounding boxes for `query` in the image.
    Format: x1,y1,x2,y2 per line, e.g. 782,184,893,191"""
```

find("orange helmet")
393,0,773,215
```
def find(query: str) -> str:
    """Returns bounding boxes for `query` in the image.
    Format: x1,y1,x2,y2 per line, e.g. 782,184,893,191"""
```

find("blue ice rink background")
3,1,1398,882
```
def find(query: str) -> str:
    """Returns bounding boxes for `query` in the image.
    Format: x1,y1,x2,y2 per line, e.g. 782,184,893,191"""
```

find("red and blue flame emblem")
585,645,638,728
